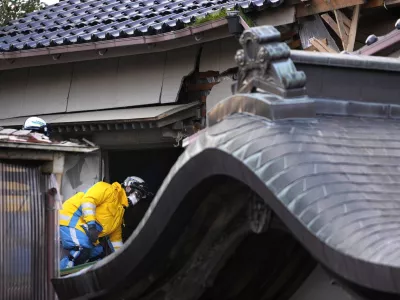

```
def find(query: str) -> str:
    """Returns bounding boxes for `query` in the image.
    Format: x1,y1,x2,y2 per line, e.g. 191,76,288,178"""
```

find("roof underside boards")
0,0,284,52
0,102,200,132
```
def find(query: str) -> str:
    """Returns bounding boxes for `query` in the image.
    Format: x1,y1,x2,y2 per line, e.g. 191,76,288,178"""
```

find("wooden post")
42,152,65,198
347,5,360,52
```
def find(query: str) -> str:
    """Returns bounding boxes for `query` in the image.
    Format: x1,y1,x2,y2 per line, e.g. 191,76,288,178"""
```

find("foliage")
0,0,45,27
237,7,255,27
193,8,228,26
189,7,255,28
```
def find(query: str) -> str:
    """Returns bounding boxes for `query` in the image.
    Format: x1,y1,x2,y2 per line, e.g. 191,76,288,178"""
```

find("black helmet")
122,176,152,206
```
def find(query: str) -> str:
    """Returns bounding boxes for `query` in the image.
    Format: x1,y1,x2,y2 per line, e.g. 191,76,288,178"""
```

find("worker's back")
59,182,128,237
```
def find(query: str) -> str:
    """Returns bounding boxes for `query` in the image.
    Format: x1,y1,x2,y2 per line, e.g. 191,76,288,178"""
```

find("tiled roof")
0,128,98,152
0,0,284,52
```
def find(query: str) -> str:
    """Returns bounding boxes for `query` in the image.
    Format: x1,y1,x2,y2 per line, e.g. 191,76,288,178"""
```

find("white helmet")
122,176,152,206
23,117,49,136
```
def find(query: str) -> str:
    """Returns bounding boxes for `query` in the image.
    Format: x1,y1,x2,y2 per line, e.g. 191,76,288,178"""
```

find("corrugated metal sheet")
0,102,199,128
0,162,56,300
298,14,340,52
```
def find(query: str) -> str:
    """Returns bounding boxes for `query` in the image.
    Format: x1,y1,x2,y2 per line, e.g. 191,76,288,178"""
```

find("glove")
88,224,99,243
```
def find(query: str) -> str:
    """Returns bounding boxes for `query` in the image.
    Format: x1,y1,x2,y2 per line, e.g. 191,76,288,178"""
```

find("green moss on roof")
187,7,254,28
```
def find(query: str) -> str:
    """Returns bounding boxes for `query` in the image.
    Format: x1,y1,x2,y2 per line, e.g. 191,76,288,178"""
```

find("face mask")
128,193,139,206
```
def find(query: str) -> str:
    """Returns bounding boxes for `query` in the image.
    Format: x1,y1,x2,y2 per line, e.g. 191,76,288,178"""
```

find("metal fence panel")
0,161,53,300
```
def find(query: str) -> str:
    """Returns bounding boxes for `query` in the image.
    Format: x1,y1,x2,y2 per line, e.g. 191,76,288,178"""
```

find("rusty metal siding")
0,162,53,300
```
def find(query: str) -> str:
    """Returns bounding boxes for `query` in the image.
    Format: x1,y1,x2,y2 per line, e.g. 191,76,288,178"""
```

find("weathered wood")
335,10,351,28
347,5,360,52
41,153,65,174
334,10,348,49
296,0,364,17
298,14,340,52
0,149,54,160
309,38,338,53
321,13,341,37
305,38,328,51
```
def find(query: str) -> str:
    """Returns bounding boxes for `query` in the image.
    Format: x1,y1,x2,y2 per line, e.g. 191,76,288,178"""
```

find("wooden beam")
309,38,338,53
0,149,54,160
334,9,348,49
321,12,351,35
296,0,364,17
321,13,341,37
335,10,351,28
305,38,327,51
346,5,360,52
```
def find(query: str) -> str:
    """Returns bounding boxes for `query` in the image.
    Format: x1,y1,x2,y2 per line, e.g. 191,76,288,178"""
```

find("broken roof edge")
291,49,400,72
354,26,400,56
0,18,229,60
0,141,99,154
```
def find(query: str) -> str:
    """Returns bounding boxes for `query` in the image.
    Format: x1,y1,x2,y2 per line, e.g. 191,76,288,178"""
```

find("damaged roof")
0,0,283,52
354,18,400,56
0,128,98,153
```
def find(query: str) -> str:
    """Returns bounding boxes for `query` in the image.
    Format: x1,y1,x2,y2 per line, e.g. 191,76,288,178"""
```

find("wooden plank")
321,13,341,37
334,9,348,49
309,38,338,53
346,5,360,52
296,0,364,17
335,9,351,27
305,38,327,51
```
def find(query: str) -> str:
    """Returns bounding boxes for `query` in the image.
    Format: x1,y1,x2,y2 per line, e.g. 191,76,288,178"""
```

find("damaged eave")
354,27,400,56
0,142,99,153
41,102,201,133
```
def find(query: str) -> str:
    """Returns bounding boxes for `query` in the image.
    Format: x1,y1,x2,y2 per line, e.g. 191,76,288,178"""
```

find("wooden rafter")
321,14,341,37
308,38,338,53
346,5,360,52
334,10,348,50
320,5,360,52
305,38,327,52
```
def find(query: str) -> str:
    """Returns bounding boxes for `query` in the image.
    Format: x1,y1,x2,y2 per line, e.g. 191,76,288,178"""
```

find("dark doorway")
108,147,184,242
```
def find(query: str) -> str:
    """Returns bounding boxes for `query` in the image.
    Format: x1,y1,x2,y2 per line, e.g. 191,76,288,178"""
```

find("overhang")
0,102,200,133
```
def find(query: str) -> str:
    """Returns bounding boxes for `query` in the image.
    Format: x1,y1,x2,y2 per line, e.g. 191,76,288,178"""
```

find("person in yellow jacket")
59,176,151,269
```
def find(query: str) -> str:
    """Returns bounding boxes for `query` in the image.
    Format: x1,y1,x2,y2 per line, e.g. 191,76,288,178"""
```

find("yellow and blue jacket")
59,182,128,251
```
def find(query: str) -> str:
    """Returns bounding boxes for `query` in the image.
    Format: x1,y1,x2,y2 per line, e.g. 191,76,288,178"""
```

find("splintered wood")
307,38,338,53
320,5,360,52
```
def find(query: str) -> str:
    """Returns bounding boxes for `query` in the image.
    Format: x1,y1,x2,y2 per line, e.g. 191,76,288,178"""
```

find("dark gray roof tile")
0,0,284,52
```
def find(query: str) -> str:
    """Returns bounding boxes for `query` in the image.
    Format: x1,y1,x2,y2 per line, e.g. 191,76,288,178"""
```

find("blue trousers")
60,226,103,269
